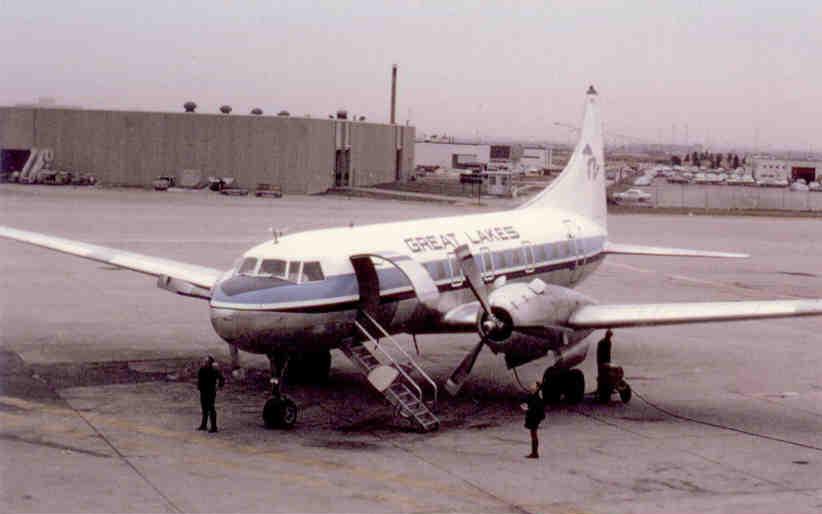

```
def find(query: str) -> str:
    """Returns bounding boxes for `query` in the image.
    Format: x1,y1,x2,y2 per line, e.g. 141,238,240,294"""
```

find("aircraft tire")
617,381,632,404
564,369,585,404
263,397,298,429
541,369,564,404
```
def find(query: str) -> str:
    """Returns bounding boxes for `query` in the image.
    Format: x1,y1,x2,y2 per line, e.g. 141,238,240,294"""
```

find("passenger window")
480,247,494,281
447,252,464,286
533,244,546,262
510,248,523,266
302,261,325,282
494,251,506,270
426,260,447,281
259,259,287,278
238,257,258,275
287,261,302,282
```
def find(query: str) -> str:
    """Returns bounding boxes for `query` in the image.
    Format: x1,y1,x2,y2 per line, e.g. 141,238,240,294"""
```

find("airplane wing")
567,299,822,329
0,226,223,299
604,242,749,259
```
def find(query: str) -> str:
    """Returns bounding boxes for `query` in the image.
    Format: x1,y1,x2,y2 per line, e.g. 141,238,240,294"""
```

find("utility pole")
390,64,397,125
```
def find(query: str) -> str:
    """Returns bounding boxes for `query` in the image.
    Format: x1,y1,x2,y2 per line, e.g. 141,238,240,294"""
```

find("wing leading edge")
568,299,822,329
0,226,223,296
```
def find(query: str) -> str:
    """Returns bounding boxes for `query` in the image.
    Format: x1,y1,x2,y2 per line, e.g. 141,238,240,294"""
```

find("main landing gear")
541,368,586,405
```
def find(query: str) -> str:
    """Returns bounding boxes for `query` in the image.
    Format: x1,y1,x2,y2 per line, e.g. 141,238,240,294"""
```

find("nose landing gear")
263,378,298,429
262,353,298,429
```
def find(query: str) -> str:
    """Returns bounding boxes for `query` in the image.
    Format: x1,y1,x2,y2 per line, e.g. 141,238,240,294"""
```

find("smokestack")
390,64,397,125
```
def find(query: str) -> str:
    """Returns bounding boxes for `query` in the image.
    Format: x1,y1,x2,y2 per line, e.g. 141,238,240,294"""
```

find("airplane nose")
210,308,240,341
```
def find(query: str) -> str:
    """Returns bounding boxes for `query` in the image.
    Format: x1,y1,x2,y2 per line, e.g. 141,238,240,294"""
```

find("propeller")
445,245,506,396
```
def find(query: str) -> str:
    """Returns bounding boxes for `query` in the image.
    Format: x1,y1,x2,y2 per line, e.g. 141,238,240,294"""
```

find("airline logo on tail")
583,144,600,180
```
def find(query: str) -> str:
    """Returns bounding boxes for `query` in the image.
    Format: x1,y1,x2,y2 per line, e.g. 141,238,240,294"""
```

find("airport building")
0,106,414,193
750,156,822,183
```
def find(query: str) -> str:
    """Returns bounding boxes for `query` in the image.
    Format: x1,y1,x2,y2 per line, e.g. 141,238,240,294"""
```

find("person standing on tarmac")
596,329,614,400
521,381,546,459
197,355,225,433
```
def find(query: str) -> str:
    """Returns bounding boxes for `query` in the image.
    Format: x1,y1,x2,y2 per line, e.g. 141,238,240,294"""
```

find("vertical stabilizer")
519,87,606,229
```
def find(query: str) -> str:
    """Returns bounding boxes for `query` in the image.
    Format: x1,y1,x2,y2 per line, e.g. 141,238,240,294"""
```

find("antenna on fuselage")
269,227,289,244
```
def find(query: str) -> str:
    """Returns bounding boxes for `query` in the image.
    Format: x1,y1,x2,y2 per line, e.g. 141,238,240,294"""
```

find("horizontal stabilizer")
604,242,748,259
568,299,822,329
0,226,223,294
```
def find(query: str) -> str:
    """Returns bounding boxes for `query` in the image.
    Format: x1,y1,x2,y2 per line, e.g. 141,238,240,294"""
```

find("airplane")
2,85,821,432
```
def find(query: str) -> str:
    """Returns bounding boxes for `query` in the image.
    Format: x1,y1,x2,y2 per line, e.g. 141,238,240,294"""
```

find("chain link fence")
640,184,822,212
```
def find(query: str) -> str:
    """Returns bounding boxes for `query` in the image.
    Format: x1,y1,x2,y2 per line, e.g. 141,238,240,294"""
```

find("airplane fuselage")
208,206,607,355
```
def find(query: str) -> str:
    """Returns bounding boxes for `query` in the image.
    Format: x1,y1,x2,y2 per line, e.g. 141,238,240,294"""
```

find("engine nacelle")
479,279,596,369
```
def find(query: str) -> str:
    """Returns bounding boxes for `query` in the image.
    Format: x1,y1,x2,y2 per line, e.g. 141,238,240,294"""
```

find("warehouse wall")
0,106,413,193
0,107,35,148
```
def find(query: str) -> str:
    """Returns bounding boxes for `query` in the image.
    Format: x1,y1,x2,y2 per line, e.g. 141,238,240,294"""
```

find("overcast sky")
2,1,819,150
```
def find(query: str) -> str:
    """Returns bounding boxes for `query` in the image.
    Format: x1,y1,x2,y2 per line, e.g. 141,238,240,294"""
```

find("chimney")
390,64,397,124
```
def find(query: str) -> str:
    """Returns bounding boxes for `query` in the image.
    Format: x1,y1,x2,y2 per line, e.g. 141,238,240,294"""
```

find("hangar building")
0,106,414,193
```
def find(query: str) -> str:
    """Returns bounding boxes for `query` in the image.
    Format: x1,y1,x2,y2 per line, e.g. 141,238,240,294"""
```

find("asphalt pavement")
1,184,821,513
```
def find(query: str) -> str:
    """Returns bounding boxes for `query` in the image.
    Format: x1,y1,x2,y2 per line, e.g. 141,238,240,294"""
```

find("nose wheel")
263,353,299,429
263,395,298,429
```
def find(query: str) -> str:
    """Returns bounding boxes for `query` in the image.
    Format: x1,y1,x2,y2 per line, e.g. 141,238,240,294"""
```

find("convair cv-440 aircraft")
3,86,821,431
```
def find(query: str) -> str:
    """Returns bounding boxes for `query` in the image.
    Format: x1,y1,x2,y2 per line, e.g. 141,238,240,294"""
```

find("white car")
693,173,710,184
757,177,789,188
808,181,822,192
790,181,810,192
633,176,653,186
726,175,756,186
613,188,652,204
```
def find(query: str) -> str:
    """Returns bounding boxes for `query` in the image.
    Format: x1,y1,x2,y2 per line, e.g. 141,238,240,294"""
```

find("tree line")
671,152,744,169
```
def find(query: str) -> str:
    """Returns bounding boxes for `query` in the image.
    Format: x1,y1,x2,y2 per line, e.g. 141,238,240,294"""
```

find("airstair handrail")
353,320,424,406
361,311,438,407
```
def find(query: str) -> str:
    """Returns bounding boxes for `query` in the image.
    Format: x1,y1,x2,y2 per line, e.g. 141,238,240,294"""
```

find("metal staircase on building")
341,311,440,432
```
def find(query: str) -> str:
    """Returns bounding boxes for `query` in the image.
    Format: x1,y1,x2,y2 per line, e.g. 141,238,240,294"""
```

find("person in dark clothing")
521,381,545,459
197,355,225,432
597,329,613,366
596,329,614,401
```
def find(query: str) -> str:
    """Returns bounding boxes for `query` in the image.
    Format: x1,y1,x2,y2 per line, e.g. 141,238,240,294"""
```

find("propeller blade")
445,339,485,396
454,244,493,317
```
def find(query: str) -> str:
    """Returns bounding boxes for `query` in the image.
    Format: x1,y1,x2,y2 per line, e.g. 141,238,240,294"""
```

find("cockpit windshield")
235,257,325,283
259,259,287,278
237,257,258,275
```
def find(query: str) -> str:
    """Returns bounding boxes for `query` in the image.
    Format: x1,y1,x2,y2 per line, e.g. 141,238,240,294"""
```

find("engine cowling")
479,279,596,368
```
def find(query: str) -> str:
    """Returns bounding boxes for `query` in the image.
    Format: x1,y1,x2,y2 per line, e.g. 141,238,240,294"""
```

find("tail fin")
519,86,606,229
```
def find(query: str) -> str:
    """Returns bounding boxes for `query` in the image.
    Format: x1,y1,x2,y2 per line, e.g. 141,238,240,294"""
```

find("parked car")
612,188,652,204
726,174,756,186
757,178,789,188
633,175,653,186
667,174,690,184
693,173,710,184
790,181,810,192
808,181,822,192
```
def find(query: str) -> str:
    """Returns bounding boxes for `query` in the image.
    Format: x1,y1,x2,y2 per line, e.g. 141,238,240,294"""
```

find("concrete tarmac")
1,184,821,513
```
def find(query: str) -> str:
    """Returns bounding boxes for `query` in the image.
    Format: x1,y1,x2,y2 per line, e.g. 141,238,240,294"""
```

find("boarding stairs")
341,311,440,432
